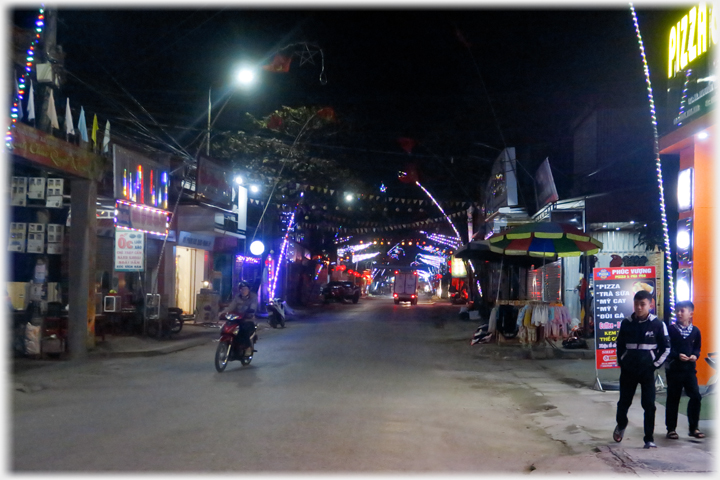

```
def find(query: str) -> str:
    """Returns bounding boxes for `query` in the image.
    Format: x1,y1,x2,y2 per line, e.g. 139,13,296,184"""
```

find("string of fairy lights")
7,5,45,148
269,207,297,300
415,181,462,241
629,3,676,320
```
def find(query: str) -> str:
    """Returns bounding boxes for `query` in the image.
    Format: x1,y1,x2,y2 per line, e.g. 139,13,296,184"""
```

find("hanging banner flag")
64,98,74,136
47,89,59,129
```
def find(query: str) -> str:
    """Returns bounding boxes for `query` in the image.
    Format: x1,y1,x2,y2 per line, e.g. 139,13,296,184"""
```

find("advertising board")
593,266,656,370
114,230,145,271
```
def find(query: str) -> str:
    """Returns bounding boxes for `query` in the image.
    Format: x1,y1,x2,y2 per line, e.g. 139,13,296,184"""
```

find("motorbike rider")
219,281,258,356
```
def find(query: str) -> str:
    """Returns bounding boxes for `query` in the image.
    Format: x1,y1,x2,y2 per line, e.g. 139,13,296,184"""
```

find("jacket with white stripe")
616,313,670,373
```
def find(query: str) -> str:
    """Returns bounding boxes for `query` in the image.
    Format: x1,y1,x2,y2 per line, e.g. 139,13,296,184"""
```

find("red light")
394,270,398,274
393,293,398,298
411,295,416,298
414,272,418,275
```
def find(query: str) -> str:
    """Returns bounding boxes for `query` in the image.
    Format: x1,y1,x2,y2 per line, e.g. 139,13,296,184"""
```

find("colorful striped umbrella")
488,222,602,258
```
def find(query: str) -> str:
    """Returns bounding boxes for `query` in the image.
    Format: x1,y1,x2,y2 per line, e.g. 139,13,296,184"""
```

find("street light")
206,67,258,156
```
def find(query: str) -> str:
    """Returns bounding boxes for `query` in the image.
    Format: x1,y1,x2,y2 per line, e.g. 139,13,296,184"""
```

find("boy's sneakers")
613,425,625,443
644,441,657,449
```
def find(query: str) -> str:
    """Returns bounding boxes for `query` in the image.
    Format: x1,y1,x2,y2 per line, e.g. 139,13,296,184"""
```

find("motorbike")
146,307,184,337
214,311,258,372
266,298,286,328
704,352,717,396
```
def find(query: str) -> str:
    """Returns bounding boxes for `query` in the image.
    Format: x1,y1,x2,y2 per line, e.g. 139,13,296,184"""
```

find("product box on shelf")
28,223,45,233
46,243,62,255
26,232,45,253
11,177,27,206
28,177,46,199
47,224,64,243
8,232,26,252
46,178,64,208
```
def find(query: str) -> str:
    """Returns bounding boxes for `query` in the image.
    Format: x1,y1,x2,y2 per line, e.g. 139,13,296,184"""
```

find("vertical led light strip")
269,207,297,299
6,5,45,147
630,4,675,320
162,171,169,209
415,181,462,241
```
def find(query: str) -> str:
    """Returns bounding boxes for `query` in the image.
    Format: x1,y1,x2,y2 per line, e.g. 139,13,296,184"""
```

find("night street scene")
4,1,717,475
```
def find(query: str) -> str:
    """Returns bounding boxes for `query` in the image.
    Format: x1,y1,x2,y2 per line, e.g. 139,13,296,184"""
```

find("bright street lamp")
236,67,255,86
206,67,258,156
250,185,260,193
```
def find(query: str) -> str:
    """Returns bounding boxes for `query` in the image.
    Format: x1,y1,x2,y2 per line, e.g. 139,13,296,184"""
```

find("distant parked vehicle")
322,281,361,304
393,270,418,305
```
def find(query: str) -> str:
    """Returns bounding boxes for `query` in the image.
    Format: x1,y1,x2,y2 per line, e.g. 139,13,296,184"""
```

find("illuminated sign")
114,199,171,236
113,145,170,210
114,230,145,271
665,3,717,131
668,3,716,78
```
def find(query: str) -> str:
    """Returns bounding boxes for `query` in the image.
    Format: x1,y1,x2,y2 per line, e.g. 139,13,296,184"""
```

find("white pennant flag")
47,89,59,129
77,106,88,142
65,98,75,136
27,80,35,121
102,120,111,153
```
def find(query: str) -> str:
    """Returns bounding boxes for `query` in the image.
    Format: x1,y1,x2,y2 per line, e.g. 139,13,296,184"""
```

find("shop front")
8,122,107,357
658,2,716,385
97,145,172,335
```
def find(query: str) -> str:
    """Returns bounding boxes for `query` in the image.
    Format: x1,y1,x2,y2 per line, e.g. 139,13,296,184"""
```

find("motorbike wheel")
215,341,232,372
240,349,253,366
170,317,183,334
279,315,285,328
269,313,278,328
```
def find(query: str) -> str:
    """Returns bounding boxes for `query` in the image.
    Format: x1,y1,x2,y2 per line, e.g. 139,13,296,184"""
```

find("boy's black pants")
665,369,702,433
616,366,657,443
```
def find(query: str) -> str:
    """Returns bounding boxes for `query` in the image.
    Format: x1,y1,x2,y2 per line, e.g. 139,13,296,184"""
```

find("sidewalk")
458,320,716,475
10,317,280,376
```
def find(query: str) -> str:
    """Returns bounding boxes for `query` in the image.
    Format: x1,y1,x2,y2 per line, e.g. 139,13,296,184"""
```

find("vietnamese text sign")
115,230,145,271
11,123,107,181
593,266,656,369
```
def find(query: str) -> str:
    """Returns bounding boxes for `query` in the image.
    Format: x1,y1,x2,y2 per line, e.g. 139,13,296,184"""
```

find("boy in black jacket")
665,300,704,440
613,290,670,449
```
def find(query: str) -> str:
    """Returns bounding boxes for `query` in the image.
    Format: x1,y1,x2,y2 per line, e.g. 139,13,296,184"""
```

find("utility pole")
37,8,63,134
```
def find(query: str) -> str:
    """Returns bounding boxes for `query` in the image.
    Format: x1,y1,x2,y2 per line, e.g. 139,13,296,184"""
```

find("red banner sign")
11,123,106,181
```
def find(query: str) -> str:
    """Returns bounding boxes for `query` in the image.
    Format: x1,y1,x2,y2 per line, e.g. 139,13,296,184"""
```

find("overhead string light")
630,3,675,320
7,5,45,148
415,181,462,242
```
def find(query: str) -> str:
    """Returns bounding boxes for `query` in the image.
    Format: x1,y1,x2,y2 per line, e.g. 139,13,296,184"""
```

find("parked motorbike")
146,307,184,337
267,298,286,328
704,352,717,396
214,311,257,372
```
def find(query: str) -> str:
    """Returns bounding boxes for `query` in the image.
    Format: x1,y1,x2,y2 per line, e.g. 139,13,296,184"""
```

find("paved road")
10,296,712,473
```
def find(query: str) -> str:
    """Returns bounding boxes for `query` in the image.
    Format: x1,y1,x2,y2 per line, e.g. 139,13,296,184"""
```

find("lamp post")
206,67,257,157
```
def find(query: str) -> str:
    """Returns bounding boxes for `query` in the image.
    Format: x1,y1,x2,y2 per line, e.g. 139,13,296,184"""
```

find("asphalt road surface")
11,296,628,473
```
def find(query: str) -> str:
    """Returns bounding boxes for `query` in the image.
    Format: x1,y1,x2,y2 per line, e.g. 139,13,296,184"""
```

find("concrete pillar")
67,179,97,359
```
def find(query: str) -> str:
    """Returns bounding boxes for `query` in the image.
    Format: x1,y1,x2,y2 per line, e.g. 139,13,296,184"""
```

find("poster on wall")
114,230,145,271
593,266,656,370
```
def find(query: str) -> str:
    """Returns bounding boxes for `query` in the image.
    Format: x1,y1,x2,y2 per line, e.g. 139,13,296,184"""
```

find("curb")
87,335,216,359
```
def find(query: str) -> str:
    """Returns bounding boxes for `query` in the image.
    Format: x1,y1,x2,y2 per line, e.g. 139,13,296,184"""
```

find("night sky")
10,3,683,207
